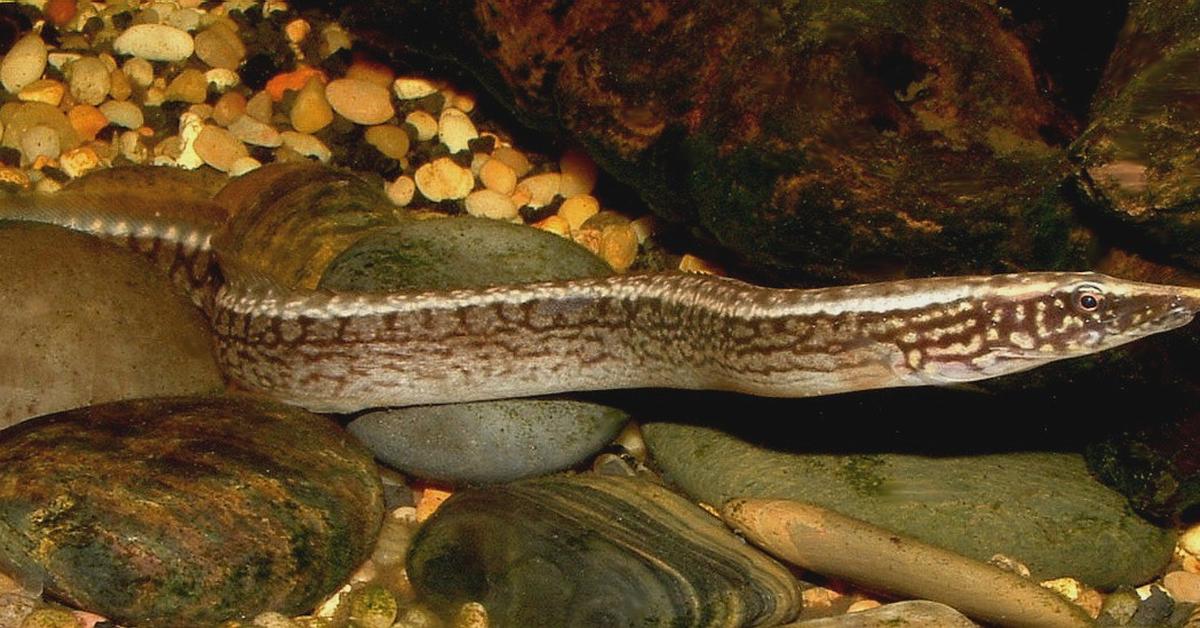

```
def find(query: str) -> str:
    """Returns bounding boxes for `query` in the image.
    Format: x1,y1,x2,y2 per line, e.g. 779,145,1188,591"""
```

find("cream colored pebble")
1,34,47,93
479,157,517,195
393,76,439,100
1164,570,1200,604
229,156,263,177
404,110,438,141
515,172,560,208
846,599,883,613
122,58,154,88
415,157,474,201
465,189,518,220
325,78,394,125
59,146,102,178
558,195,600,231
247,90,274,123
533,214,571,237
492,146,533,177
364,124,410,160
386,175,416,206
113,24,195,62
438,107,477,153
279,131,331,162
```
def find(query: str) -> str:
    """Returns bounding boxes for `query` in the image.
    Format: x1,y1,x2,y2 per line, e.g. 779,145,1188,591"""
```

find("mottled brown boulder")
338,0,1084,282
1073,0,1200,269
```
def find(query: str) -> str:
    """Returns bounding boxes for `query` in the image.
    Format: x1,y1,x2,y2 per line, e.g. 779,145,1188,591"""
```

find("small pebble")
194,23,246,71
0,167,30,187
246,90,274,123
1181,524,1200,556
415,487,452,522
1164,570,1200,604
630,215,658,244
66,57,111,106
59,146,102,178
194,125,248,172
213,92,248,127
415,157,475,201
479,157,517,195
533,214,571,237
20,125,61,163
1,34,48,94
289,76,332,133
118,130,148,163
45,52,80,73
679,253,723,275
515,172,560,208
98,100,143,130
453,602,489,628
113,24,195,62
346,61,395,88
847,599,884,613
492,146,533,177
67,105,108,141
404,110,438,141
228,156,263,177
319,23,353,58
228,114,282,147
279,131,331,162
348,584,397,628
165,7,203,32
284,19,312,45
558,195,600,231
17,79,66,106
438,107,478,153
465,189,518,220
393,76,439,100
45,0,78,27
205,69,240,92
325,79,394,125
600,224,638,272
386,175,416,206
108,69,132,101
121,58,154,88
559,148,598,197
266,66,325,101
165,68,209,104
364,124,410,160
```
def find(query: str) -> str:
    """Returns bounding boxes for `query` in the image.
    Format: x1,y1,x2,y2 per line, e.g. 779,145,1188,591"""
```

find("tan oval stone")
325,79,394,125
1,34,48,93
194,125,249,172
393,76,439,100
0,223,223,429
364,124,410,160
165,68,209,104
109,67,133,101
1164,570,1200,604
290,76,332,133
213,91,247,127
479,157,517,195
17,79,66,106
492,146,533,177
464,189,518,220
386,175,416,206
404,110,438,141
113,24,195,62
414,157,474,202
99,100,144,129
558,195,600,231
66,57,111,106
515,172,561,208
228,114,282,147
194,23,246,70
121,58,154,88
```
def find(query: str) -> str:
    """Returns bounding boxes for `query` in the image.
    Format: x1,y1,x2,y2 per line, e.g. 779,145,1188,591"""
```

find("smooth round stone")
438,107,477,153
325,78,394,125
228,113,282,147
464,188,518,220
290,76,333,134
414,156,474,201
164,68,209,104
0,102,79,155
194,23,246,70
479,157,517,195
194,124,249,172
407,474,801,626
0,396,385,626
643,422,1176,588
18,125,60,162
0,223,222,429
319,215,611,292
99,100,144,129
349,399,629,484
364,124,410,160
113,24,195,62
65,57,110,106
1,34,48,94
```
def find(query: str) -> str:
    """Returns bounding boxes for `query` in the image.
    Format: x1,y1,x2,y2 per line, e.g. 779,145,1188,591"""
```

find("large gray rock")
349,399,628,484
643,421,1175,589
0,222,223,429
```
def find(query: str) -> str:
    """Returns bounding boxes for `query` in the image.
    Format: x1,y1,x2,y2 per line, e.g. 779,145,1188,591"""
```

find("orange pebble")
68,104,109,142
265,66,326,102
415,486,453,522
45,0,77,26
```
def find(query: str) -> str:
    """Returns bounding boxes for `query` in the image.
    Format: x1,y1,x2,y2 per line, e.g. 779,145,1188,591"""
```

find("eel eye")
1072,286,1104,313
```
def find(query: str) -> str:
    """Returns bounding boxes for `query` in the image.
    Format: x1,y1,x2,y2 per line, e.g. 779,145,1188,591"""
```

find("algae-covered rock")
0,396,385,627
1073,0,1200,270
643,421,1175,588
407,474,801,626
0,222,223,429
319,215,611,292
